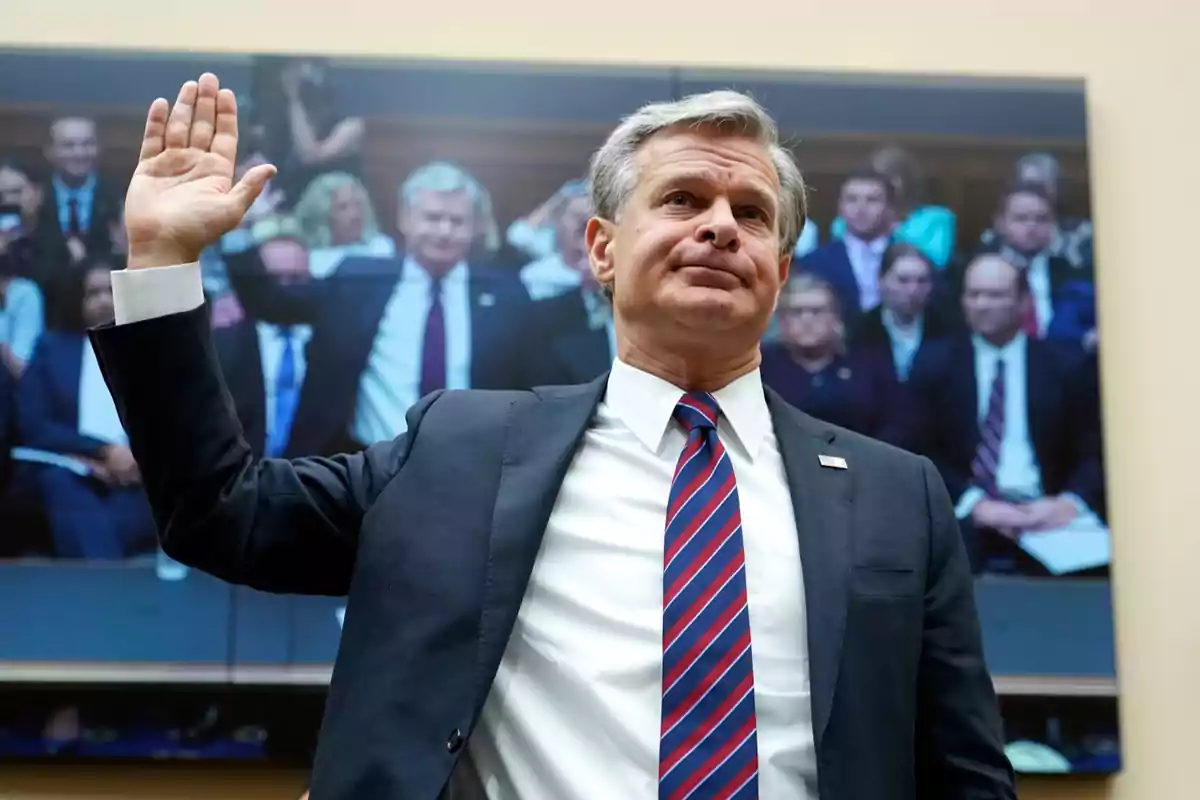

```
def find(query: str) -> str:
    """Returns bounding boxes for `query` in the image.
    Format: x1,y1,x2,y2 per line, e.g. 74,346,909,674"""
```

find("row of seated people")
0,150,1101,576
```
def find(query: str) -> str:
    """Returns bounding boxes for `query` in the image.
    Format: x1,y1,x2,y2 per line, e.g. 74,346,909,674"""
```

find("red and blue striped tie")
659,392,759,800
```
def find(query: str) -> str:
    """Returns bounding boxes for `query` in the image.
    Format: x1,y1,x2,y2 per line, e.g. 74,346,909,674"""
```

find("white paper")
1019,513,1111,575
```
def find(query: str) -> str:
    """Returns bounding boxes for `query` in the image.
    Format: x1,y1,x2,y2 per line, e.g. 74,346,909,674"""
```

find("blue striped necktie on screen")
659,392,759,800
972,356,1006,496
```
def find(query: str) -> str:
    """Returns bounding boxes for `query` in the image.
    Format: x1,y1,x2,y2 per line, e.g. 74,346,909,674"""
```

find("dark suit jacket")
908,335,1105,517
799,240,865,319
32,176,122,280
517,289,611,387
759,344,917,451
212,320,312,460
228,253,534,455
17,331,109,457
850,305,957,383
89,303,1015,800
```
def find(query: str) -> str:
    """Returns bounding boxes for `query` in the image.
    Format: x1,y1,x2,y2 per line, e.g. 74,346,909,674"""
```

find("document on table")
1019,513,1111,575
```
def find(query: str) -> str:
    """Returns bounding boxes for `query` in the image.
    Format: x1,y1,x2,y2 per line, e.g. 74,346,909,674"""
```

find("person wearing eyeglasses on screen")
87,73,1014,800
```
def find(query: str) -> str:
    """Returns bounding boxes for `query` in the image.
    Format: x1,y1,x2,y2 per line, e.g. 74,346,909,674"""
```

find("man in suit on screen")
91,73,1015,799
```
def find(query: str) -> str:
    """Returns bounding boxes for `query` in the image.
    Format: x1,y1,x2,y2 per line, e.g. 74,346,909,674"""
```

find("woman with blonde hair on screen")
291,170,396,278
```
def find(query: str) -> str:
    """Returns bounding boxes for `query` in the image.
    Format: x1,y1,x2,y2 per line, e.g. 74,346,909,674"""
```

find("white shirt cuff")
111,263,205,326
954,486,987,520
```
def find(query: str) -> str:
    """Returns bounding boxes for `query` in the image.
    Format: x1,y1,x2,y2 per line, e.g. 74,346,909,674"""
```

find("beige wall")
4,1,1198,798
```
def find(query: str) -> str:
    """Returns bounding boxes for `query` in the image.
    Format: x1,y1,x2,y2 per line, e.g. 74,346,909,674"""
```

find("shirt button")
446,728,465,754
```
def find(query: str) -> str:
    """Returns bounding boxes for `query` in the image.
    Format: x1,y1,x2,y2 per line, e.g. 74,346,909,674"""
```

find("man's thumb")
229,163,278,213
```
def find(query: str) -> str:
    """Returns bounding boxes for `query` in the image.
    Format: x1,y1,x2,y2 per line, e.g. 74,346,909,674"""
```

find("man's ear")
586,217,616,291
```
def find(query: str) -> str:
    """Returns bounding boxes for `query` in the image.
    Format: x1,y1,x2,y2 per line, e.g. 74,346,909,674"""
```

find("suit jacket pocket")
851,565,921,599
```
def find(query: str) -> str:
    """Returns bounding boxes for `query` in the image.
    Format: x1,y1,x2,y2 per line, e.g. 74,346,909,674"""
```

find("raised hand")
124,73,277,270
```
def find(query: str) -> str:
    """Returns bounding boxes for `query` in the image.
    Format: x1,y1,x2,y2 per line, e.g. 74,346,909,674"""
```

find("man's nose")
698,199,740,250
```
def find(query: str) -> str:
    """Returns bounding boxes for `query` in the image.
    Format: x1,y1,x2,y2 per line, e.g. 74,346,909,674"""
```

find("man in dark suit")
798,167,895,323
909,253,1106,576
93,74,1014,799
33,117,122,285
224,163,533,456
517,192,615,387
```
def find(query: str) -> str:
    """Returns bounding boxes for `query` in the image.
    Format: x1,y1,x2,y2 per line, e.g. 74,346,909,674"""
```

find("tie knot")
674,392,720,433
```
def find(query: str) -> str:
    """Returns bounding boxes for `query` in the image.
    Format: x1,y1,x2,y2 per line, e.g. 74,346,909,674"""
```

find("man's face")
260,239,311,284
47,118,99,180
399,189,476,273
586,127,789,347
962,255,1025,340
880,254,933,317
997,191,1055,256
778,287,840,350
839,177,891,240
555,194,592,273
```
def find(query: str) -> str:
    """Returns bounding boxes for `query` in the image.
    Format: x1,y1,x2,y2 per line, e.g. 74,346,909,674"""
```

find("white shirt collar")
402,256,468,286
972,331,1027,360
603,357,772,462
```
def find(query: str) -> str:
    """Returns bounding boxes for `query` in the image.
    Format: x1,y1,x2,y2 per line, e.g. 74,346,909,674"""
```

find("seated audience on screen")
506,178,587,262
958,181,1095,347
760,274,914,448
214,225,314,460
981,152,1094,271
908,254,1106,576
292,171,396,279
0,159,42,281
0,261,45,380
228,161,533,455
32,117,121,286
250,56,365,208
517,195,615,386
830,145,957,269
515,180,593,300
800,167,896,322
15,260,156,559
849,242,955,382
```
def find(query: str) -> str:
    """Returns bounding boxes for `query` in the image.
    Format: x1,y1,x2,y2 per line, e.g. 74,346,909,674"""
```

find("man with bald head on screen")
89,73,1014,799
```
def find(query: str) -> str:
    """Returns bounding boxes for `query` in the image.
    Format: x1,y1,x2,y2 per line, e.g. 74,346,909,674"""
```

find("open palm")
124,73,275,269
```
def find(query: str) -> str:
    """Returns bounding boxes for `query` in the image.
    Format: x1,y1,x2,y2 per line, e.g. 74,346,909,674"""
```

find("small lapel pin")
818,454,848,470
478,293,496,307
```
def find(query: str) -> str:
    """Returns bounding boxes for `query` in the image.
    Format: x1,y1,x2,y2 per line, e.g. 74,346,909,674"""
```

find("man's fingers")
229,163,278,214
139,98,170,161
210,87,241,166
190,73,221,151
164,80,199,150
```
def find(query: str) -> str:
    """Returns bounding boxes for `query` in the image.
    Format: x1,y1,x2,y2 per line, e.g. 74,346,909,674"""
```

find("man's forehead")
51,118,96,140
638,131,778,185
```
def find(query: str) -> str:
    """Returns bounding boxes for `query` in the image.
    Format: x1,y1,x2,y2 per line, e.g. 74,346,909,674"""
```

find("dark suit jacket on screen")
89,303,1015,800
228,252,534,455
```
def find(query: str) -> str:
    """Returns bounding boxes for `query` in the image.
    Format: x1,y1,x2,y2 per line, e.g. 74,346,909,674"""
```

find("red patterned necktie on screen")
1022,301,1040,337
971,357,1006,497
659,392,759,800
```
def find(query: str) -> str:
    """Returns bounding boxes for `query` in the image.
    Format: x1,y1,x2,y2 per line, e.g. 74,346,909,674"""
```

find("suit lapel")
472,374,609,715
765,388,855,749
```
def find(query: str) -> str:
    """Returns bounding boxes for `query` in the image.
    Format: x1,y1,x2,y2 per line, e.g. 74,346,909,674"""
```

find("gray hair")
399,161,500,253
1015,152,1061,186
588,90,808,257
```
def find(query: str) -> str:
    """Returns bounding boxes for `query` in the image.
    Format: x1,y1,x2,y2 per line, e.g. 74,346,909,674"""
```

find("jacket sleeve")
89,302,443,596
914,456,1017,798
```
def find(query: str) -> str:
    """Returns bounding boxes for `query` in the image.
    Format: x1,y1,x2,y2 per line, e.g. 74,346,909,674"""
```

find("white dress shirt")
460,359,817,799
110,265,818,799
955,334,1044,518
842,233,888,312
880,308,924,381
78,339,129,446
